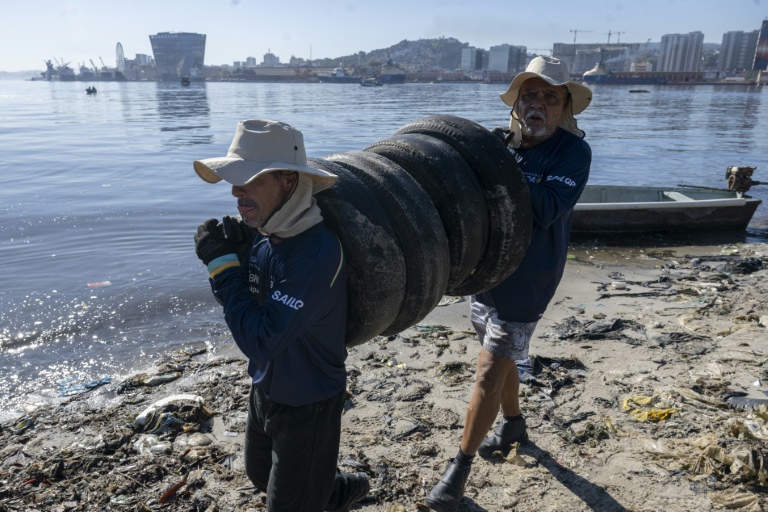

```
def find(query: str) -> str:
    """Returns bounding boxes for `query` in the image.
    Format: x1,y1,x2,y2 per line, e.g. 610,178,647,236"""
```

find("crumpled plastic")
622,395,676,422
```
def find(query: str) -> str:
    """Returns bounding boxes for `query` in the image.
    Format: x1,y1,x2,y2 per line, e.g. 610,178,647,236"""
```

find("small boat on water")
572,166,763,233
361,77,383,87
180,75,191,86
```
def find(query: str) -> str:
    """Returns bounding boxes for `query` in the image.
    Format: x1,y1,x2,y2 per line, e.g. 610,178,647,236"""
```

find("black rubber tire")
310,157,406,347
364,133,488,295
393,115,532,294
325,151,450,334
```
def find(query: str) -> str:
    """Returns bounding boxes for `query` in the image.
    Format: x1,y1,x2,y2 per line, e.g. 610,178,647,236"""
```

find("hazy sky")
2,0,766,72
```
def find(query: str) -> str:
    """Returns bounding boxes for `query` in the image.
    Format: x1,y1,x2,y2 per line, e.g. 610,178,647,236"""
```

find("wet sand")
2,241,767,511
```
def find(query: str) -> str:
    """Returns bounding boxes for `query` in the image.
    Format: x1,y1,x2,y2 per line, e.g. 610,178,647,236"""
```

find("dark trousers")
245,385,345,511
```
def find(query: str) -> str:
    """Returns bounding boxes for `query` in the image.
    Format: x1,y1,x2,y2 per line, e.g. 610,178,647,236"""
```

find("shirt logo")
271,290,304,310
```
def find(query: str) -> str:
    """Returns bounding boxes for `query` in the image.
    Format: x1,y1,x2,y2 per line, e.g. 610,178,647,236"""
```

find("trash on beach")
14,417,34,435
622,395,676,422
57,375,111,396
413,324,450,334
133,434,172,455
134,394,207,428
437,295,465,306
143,371,182,386
87,280,112,288
434,361,474,385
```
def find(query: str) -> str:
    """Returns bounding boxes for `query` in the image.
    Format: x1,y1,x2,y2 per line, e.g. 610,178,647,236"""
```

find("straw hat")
193,120,337,193
499,56,592,114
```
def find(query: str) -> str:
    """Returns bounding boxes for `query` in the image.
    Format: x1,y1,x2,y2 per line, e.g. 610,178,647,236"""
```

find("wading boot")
327,472,370,512
477,415,528,459
425,458,471,512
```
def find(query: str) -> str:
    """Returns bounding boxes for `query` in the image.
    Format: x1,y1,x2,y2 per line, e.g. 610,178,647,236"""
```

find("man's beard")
521,122,556,140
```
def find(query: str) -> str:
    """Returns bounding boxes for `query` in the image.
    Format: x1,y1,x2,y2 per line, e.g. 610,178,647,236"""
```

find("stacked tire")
313,115,532,347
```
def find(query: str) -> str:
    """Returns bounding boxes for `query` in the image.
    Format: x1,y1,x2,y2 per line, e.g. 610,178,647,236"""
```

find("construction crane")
570,29,594,44
607,30,626,44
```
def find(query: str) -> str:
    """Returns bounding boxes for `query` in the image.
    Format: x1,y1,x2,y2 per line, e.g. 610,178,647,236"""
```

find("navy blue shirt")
210,222,348,407
475,128,591,322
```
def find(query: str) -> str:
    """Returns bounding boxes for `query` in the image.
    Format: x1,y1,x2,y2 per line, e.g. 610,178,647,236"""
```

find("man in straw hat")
427,57,593,511
193,119,369,511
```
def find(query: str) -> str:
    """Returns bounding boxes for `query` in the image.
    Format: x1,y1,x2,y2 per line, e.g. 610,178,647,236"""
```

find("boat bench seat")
663,191,694,202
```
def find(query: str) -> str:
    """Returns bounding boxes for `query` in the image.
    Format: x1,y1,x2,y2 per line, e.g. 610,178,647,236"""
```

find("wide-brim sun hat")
499,56,592,115
193,119,337,193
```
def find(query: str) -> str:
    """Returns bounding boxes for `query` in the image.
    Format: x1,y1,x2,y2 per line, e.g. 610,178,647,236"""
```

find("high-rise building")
754,20,768,70
488,45,527,73
460,47,484,71
149,32,206,81
719,30,759,71
658,32,704,72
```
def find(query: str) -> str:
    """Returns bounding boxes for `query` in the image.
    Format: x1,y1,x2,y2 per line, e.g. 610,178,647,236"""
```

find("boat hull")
572,185,762,233
583,76,668,85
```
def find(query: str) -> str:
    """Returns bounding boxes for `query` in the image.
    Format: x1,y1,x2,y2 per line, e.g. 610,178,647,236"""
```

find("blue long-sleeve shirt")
475,128,591,322
210,222,348,407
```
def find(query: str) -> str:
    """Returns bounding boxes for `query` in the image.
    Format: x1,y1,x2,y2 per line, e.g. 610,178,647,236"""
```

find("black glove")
221,215,256,264
194,218,238,266
491,126,514,145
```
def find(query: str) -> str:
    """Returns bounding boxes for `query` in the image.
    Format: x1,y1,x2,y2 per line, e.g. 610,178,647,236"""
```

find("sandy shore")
2,241,767,511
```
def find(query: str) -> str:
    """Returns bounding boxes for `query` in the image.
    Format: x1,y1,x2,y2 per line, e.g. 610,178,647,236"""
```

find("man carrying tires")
193,119,369,511
427,57,593,511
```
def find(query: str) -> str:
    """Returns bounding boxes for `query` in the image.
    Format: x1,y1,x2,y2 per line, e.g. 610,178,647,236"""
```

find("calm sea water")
1,80,766,421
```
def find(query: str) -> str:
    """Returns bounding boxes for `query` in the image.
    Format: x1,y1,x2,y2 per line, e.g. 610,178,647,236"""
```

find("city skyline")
1,0,766,72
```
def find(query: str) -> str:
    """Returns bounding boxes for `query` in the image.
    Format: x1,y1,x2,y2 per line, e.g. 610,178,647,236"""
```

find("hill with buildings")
311,37,470,72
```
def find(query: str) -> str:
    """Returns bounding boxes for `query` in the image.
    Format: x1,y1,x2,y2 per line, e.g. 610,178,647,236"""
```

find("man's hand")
221,215,255,264
194,218,238,266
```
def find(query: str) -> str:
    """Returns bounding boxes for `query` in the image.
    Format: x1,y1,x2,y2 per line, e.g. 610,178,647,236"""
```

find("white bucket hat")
193,119,337,193
499,56,592,115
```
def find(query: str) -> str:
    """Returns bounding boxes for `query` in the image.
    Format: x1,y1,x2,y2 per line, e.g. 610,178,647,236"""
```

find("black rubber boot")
425,459,471,512
477,415,528,459
326,472,370,512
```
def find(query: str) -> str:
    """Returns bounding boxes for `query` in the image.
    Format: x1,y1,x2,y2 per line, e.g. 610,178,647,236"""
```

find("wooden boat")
572,166,763,233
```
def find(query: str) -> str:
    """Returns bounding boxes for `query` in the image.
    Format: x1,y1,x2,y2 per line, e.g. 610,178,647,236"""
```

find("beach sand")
2,241,767,511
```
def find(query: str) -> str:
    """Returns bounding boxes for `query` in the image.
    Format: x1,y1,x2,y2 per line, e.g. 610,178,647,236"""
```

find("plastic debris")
134,394,205,428
14,417,34,435
622,395,676,422
133,434,172,455
58,375,111,396
87,280,112,288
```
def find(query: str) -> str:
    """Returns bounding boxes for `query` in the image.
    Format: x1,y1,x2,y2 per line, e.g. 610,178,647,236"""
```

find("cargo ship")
377,60,406,84
582,62,668,85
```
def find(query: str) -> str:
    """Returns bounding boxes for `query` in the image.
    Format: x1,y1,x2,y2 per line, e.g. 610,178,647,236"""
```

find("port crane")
569,29,594,44
607,30,626,44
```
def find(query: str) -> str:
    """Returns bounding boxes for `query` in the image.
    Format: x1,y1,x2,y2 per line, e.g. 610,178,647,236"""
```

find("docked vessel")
317,67,362,83
40,60,77,81
377,60,406,84
582,61,667,85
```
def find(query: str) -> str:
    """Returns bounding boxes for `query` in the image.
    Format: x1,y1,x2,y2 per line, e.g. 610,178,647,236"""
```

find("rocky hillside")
313,37,470,72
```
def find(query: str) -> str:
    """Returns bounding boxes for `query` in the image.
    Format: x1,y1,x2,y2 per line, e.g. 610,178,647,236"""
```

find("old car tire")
310,157,406,346
393,115,532,294
325,151,450,334
364,133,488,295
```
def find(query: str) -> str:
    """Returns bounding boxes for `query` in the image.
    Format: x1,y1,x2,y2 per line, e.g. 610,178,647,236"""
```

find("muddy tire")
394,115,532,294
310,157,406,347
325,151,450,334
364,133,488,295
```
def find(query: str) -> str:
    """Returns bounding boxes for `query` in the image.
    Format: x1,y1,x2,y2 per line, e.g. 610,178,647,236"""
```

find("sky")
1,0,766,72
